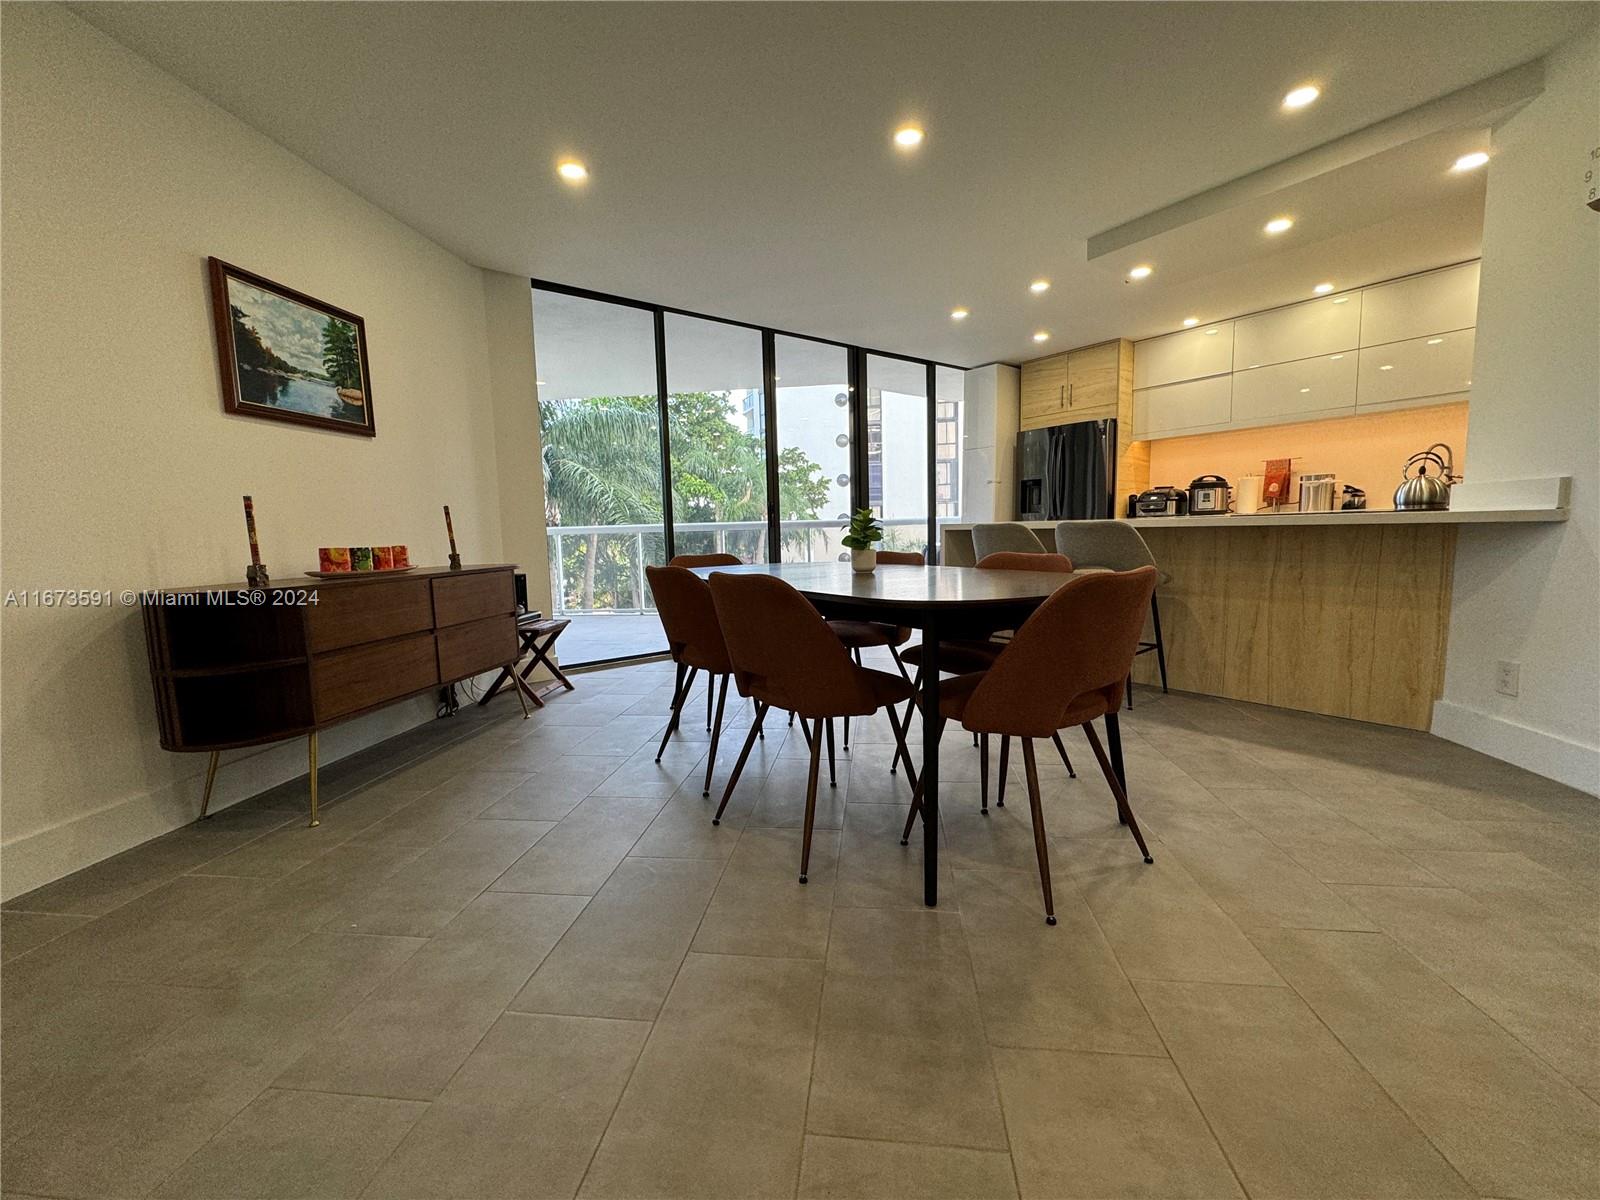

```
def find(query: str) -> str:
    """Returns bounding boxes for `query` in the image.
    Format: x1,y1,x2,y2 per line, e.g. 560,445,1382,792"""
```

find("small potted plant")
841,507,884,573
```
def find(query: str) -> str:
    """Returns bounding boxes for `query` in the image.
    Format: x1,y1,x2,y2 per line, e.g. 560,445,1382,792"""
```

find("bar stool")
708,571,920,883
1054,521,1168,705
645,564,735,799
902,567,1159,923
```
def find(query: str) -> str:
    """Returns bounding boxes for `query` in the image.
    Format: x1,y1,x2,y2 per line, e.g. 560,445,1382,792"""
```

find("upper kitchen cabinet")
1131,321,1233,390
1019,339,1127,430
1231,352,1358,426
1132,373,1232,439
1359,261,1479,347
1357,328,1476,410
1233,294,1362,370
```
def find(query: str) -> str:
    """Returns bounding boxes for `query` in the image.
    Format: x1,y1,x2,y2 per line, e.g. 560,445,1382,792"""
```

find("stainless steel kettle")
1394,444,1460,511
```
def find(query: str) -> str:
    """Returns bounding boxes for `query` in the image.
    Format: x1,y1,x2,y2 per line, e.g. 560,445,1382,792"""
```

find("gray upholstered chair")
971,523,1048,560
1053,520,1168,703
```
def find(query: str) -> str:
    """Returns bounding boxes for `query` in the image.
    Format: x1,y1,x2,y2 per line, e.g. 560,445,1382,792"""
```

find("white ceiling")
71,2,1594,366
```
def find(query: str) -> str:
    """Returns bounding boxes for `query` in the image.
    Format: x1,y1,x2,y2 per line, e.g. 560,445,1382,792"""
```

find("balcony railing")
547,518,944,617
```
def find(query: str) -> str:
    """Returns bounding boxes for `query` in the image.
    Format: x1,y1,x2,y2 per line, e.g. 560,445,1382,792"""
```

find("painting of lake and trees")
209,258,375,436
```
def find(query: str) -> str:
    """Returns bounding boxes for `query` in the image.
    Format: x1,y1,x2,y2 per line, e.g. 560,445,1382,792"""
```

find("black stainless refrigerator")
1016,419,1117,521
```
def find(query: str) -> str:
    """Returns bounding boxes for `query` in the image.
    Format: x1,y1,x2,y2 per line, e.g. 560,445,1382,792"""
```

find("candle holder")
444,504,462,570
242,495,270,587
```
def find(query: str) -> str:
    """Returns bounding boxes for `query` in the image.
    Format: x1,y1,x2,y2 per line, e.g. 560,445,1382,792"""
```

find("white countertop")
1121,507,1568,528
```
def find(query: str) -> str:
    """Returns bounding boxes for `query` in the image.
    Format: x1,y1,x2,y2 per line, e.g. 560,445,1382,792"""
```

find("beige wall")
1434,26,1600,793
1146,402,1470,511
0,6,548,897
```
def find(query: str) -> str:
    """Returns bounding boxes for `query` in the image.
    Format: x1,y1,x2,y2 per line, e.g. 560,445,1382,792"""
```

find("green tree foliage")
230,305,289,373
540,391,832,609
321,318,362,389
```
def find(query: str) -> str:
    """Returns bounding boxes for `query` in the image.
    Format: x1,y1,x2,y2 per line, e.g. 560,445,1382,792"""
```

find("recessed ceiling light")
1427,337,1444,345
1300,387,1311,393
1029,279,1050,294
894,124,925,148
1032,331,1050,343
536,379,547,386
1264,216,1294,235
556,158,588,183
1313,282,1335,295
1205,328,1220,336
1332,296,1350,304
1282,84,1321,110
1127,264,1154,280
950,307,969,320
1380,364,1394,371
1452,151,1489,172
1182,317,1200,327
1330,354,1344,360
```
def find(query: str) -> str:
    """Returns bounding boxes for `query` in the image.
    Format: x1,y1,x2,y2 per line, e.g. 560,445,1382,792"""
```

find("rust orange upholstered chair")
899,551,1077,801
709,571,920,883
824,549,923,751
663,553,741,723
645,564,737,800
901,566,1159,923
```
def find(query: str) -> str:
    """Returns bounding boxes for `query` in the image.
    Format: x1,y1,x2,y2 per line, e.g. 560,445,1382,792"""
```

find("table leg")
921,618,941,906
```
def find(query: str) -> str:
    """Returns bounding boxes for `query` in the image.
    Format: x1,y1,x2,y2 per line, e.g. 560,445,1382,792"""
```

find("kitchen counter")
938,477,1569,731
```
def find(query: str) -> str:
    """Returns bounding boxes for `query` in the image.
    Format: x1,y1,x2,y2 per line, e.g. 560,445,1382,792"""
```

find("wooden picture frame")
209,257,376,437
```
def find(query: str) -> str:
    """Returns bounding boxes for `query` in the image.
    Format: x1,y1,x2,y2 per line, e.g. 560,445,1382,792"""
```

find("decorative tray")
306,566,418,579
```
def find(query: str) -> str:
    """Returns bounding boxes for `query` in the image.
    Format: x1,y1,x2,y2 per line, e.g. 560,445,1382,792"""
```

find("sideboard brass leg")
307,731,320,828
198,751,221,820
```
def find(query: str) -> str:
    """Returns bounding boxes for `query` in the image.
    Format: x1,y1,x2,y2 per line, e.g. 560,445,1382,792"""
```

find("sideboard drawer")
432,570,515,628
312,632,438,720
437,616,516,683
307,578,433,652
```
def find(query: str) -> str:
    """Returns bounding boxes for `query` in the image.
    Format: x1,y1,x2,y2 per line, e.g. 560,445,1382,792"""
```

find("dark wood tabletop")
694,562,1084,608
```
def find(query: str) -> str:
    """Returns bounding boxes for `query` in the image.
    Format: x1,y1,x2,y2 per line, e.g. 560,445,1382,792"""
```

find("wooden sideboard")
142,564,524,825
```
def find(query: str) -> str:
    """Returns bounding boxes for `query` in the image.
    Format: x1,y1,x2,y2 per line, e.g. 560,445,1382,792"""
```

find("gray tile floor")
4,654,1598,1199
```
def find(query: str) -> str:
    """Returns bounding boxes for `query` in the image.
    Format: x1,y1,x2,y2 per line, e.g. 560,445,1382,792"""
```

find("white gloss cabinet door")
1132,322,1233,390
1232,294,1362,370
1359,262,1479,346
1357,329,1476,408
1133,374,1233,439
1230,354,1358,425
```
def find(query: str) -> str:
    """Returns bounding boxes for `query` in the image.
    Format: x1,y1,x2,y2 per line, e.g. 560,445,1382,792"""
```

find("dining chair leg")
825,718,837,788
655,665,696,762
702,674,729,797
800,718,823,883
845,649,862,752
797,713,813,750
705,671,715,732
900,716,943,844
883,700,919,794
1151,594,1169,693
1019,738,1056,924
1126,672,1135,710
980,735,990,815
1105,710,1128,816
1083,719,1152,863
1050,731,1077,778
889,644,914,687
713,703,767,825
668,661,686,713
996,735,1010,808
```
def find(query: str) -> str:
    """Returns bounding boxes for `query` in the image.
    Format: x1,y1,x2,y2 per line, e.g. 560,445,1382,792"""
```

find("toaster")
1135,486,1188,517
1187,474,1231,515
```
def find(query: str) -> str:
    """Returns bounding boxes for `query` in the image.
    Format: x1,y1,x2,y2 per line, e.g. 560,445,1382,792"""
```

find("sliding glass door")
774,335,852,562
866,354,931,558
533,287,668,663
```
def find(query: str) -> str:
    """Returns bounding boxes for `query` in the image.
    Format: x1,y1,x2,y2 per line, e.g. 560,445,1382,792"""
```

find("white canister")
1234,474,1265,514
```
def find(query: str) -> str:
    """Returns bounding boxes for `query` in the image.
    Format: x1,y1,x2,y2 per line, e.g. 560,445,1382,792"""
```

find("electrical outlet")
1496,660,1521,697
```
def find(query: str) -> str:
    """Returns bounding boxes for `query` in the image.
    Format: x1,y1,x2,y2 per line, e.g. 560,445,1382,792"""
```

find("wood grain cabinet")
1020,339,1128,430
142,565,524,826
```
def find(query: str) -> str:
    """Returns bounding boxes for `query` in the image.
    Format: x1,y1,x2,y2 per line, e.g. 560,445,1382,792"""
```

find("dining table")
693,560,1099,907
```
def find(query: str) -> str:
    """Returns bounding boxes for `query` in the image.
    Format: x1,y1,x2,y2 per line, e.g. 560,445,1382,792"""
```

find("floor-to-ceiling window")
866,354,931,557
532,282,967,663
663,313,768,563
532,287,668,663
773,335,852,562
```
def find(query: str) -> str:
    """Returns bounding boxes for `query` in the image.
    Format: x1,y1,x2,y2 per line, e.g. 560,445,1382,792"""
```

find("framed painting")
209,257,375,436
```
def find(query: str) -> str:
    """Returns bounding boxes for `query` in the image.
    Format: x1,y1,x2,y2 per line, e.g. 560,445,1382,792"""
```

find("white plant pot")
850,547,877,574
